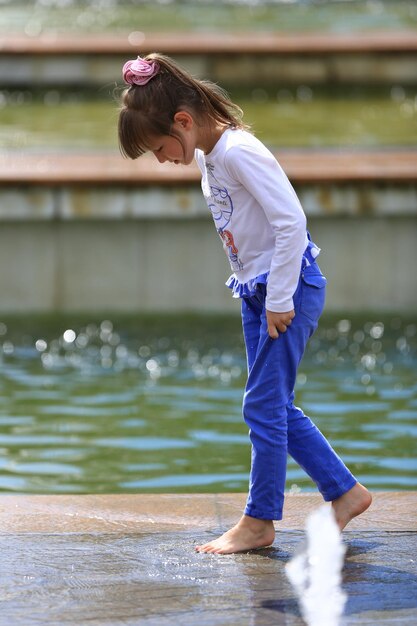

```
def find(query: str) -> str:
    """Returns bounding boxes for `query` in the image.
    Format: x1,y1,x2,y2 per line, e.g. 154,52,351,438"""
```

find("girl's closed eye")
153,147,164,158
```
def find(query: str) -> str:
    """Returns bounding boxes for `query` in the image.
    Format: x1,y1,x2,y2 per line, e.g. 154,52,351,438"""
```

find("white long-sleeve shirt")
195,128,308,312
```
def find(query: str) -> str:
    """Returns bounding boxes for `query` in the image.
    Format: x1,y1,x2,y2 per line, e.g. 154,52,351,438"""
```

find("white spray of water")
285,505,347,626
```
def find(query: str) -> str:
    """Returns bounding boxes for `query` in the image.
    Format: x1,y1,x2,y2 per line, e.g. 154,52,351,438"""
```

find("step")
1,150,416,187
1,31,416,85
1,150,415,222
0,492,415,533
3,31,417,55
1,150,415,314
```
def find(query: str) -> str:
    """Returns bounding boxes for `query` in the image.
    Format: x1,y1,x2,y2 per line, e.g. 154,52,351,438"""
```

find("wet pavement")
0,493,416,625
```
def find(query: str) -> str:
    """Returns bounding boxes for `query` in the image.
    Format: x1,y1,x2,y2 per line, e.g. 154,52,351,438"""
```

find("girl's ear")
173,110,194,129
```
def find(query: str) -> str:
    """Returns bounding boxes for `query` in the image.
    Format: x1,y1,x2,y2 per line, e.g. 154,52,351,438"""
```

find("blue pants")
241,261,357,520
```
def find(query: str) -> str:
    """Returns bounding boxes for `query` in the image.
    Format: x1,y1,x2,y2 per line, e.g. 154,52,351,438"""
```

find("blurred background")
0,0,416,496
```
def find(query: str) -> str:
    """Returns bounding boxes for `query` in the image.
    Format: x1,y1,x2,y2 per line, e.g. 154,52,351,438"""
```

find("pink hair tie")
122,56,159,86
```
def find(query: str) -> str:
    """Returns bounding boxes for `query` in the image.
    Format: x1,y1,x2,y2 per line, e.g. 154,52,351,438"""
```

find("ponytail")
118,53,248,159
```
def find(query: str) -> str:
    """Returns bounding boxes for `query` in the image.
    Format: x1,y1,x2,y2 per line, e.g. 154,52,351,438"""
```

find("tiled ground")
0,493,416,625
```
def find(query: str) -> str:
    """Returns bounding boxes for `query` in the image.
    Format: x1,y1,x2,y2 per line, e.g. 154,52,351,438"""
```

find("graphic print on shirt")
206,162,244,271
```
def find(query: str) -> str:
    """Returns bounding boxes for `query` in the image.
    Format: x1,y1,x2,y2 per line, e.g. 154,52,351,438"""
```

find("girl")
118,53,372,555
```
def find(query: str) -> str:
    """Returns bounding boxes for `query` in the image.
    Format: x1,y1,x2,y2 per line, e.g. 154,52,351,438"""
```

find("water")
1,0,417,35
286,506,347,626
0,313,416,494
1,529,416,625
2,86,416,152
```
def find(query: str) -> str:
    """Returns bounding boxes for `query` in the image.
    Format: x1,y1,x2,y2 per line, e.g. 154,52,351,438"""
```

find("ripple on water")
361,423,417,437
29,448,87,461
0,475,29,490
93,437,196,451
71,392,139,404
10,390,62,400
0,416,35,426
378,387,415,400
121,472,249,489
9,462,83,476
0,434,81,446
377,457,417,472
39,405,138,418
388,409,417,420
302,401,391,415
189,430,248,445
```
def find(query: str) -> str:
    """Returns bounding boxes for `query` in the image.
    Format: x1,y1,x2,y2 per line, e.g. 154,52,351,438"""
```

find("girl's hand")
266,309,295,339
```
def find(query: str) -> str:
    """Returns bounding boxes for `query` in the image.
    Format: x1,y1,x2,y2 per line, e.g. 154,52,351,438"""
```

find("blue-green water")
0,313,416,495
2,0,416,35
2,86,417,151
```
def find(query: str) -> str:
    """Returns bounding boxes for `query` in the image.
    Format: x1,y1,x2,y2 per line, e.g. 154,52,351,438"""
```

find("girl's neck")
198,123,229,155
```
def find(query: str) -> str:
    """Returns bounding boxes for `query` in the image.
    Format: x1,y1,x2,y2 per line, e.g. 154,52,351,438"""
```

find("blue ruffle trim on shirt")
225,271,270,299
225,235,320,300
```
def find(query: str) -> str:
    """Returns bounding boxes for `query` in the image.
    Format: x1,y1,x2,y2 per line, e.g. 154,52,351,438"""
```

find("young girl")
118,53,372,555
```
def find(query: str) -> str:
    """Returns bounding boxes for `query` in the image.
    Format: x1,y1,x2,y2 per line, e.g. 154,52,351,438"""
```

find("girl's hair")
118,53,248,159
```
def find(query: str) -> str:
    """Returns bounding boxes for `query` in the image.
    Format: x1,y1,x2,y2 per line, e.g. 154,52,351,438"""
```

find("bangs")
118,107,168,159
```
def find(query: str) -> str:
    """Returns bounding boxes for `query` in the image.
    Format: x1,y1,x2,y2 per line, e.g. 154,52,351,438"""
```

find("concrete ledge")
1,151,415,222
2,31,417,55
2,31,416,86
2,151,416,186
0,151,415,313
0,492,415,534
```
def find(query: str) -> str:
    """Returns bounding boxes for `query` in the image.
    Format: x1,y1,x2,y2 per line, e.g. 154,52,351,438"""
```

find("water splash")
285,505,347,626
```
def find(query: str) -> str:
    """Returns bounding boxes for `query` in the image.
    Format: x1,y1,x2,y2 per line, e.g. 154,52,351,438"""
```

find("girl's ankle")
242,515,274,530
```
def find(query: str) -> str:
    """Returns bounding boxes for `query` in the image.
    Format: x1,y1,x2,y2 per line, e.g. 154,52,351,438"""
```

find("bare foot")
195,515,275,555
332,482,372,531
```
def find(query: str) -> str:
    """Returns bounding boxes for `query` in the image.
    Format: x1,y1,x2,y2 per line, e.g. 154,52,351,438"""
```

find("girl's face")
150,132,195,166
148,110,199,166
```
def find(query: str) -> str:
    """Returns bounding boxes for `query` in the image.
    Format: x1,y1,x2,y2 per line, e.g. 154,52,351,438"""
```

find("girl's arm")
225,143,307,317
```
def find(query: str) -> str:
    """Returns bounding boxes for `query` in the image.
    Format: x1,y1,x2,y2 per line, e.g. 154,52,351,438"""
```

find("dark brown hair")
118,53,248,159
